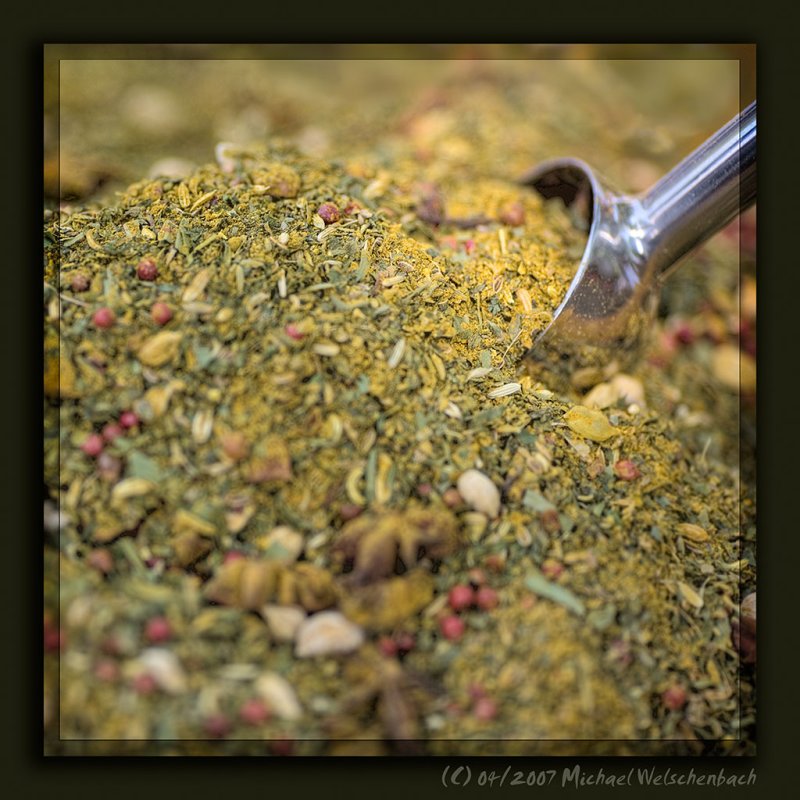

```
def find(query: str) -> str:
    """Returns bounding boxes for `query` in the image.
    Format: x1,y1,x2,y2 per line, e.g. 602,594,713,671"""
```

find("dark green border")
8,3,793,798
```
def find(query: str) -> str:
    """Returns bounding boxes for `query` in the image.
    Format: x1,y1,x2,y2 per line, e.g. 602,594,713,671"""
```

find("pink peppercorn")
468,568,487,587
662,684,688,711
448,584,475,613
203,713,232,739
151,301,173,326
70,273,90,292
473,697,498,722
475,586,499,611
395,631,415,654
614,460,641,481
378,637,399,658
144,616,172,644
317,203,340,225
442,488,464,509
94,659,119,682
239,698,271,726
608,639,633,668
673,321,695,345
81,433,104,458
87,548,114,575
540,509,562,535
284,323,304,340
223,550,246,565
132,672,157,695
119,411,140,429
92,307,115,329
136,258,158,281
102,422,124,443
416,482,433,498
484,554,506,574
439,615,466,641
499,201,525,227
468,682,486,700
339,503,363,522
541,559,564,579
220,431,250,461
43,625,64,653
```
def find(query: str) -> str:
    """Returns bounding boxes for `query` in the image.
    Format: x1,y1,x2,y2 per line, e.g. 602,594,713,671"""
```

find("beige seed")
610,374,646,407
677,581,704,609
387,338,406,368
563,405,616,442
488,382,521,398
254,673,302,720
182,268,211,303
111,478,156,502
136,649,187,694
261,605,306,642
176,183,191,209
295,611,365,658
261,526,304,563
677,523,710,543
313,342,340,357
457,469,501,518
444,401,463,420
191,409,214,444
467,367,493,381
137,331,183,368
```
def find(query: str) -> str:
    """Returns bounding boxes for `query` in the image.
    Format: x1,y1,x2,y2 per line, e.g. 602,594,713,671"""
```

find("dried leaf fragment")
172,508,216,538
173,532,213,567
524,571,585,616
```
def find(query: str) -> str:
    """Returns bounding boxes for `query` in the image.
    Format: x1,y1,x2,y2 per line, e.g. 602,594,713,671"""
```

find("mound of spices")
44,73,753,755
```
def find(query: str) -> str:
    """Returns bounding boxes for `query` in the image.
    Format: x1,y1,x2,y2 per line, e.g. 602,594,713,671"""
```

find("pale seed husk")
457,469,501,518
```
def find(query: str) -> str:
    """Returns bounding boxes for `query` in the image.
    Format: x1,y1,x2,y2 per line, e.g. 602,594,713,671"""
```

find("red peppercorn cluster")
439,581,501,642
80,411,141,459
378,631,416,658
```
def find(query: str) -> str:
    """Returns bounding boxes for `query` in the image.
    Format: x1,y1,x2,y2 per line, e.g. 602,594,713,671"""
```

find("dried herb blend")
45,61,754,755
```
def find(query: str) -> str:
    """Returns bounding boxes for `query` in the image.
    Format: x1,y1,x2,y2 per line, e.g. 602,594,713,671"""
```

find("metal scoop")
521,101,756,365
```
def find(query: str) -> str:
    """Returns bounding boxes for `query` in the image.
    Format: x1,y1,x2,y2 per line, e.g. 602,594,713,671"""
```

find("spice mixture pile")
44,53,755,755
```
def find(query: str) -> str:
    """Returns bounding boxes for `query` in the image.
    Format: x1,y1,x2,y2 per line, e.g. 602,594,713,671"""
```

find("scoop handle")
641,101,756,277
